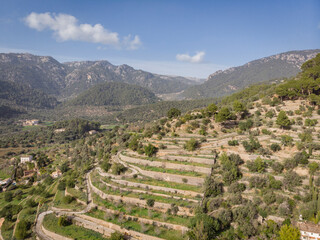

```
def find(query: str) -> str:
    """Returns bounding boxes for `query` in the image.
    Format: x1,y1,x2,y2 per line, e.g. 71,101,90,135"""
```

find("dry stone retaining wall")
111,179,203,198
89,175,194,216
75,214,164,240
41,225,73,240
120,153,211,174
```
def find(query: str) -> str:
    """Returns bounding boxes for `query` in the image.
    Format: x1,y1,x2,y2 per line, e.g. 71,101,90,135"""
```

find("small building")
51,169,62,178
54,128,66,133
89,130,97,135
23,119,39,126
0,178,11,186
20,155,33,164
296,222,320,240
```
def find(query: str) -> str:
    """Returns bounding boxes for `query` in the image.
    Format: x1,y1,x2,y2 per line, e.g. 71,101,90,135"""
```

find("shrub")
146,199,155,207
268,176,282,189
228,140,239,146
271,162,284,174
263,192,276,205
144,144,158,157
276,111,291,129
167,108,181,118
199,126,207,136
228,182,246,193
305,119,318,126
110,232,126,240
202,118,211,125
270,143,281,152
239,119,254,131
228,154,244,165
184,138,200,151
57,181,66,191
242,137,261,152
299,130,313,143
15,220,31,240
100,159,111,172
26,199,37,208
278,224,300,240
265,110,275,118
249,176,267,189
63,195,75,204
281,135,293,146
4,192,13,202
284,158,298,170
308,162,319,175
58,215,72,227
293,151,309,165
246,157,267,173
283,171,302,189
215,107,234,123
111,163,127,175
203,176,223,198
262,129,272,135
190,121,200,130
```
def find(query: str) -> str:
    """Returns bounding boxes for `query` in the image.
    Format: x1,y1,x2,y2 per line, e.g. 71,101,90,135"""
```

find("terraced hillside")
0,54,319,240
27,98,319,240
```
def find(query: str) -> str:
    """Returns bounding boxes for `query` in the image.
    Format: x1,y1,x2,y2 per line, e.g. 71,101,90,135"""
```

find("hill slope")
67,82,159,106
182,49,320,99
63,61,198,98
0,53,198,99
0,53,67,95
0,80,58,109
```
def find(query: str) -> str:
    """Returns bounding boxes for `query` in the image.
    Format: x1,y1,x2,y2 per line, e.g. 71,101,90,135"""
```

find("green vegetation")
167,107,181,118
184,138,200,151
144,143,158,157
183,50,318,99
67,82,159,106
0,53,320,240
0,80,58,109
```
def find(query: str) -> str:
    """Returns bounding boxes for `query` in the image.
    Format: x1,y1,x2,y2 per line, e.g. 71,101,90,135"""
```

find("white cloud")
123,35,142,50
24,12,141,49
176,51,205,63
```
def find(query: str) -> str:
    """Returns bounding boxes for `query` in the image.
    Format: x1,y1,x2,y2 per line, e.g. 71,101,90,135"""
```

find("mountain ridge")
182,49,320,99
0,53,199,99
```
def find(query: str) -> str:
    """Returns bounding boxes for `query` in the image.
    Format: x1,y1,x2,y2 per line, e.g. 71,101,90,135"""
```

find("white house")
23,119,39,126
296,222,320,240
89,130,97,135
0,178,11,186
51,169,62,178
20,155,33,164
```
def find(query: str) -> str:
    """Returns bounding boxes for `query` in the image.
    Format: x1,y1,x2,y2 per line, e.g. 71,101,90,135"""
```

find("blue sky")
0,0,319,78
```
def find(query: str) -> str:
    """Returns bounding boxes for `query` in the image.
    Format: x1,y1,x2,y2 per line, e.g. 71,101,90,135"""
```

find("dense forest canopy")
66,82,159,106
276,53,320,104
0,80,58,109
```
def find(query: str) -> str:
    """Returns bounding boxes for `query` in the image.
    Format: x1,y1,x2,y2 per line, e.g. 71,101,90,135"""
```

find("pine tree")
276,111,291,129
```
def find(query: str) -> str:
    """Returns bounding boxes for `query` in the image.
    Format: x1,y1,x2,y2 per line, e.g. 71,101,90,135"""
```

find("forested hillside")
0,80,58,109
67,82,159,106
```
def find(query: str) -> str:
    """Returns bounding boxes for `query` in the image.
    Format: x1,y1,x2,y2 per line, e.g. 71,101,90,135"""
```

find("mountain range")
0,53,199,100
1,49,320,119
181,49,320,99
